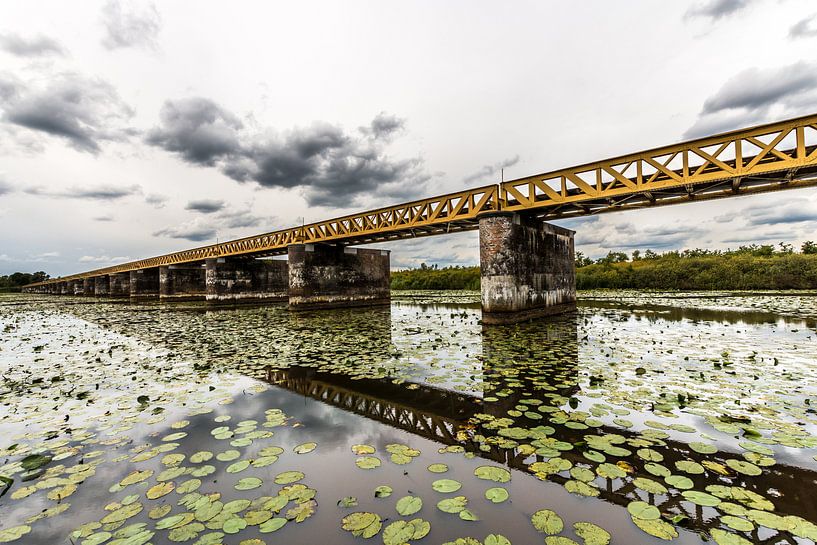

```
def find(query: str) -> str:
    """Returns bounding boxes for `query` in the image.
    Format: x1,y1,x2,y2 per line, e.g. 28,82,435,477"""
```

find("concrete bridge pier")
69,280,83,295
109,273,130,297
205,257,288,304
82,278,95,297
159,264,206,301
287,243,390,310
94,276,109,296
130,268,160,300
479,212,576,324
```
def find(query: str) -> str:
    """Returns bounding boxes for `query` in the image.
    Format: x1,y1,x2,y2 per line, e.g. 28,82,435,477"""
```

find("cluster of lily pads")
2,291,817,545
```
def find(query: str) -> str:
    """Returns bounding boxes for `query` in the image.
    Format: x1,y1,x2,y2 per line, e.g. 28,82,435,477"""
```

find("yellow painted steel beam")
500,113,817,213
28,185,499,286
25,114,817,289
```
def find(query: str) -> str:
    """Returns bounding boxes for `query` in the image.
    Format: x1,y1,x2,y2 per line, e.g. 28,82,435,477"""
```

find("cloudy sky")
2,0,817,275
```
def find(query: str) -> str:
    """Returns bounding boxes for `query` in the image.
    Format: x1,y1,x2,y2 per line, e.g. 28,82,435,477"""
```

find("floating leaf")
274,471,304,485
0,526,31,543
146,481,175,499
485,487,509,503
427,463,448,473
383,521,416,545
338,496,359,508
484,535,511,545
235,477,263,490
437,496,467,514
432,479,462,493
342,512,382,539
627,501,660,520
374,485,392,498
258,517,287,533
352,444,375,455
474,466,511,483
294,442,317,454
574,522,611,545
356,456,381,470
396,495,423,516
532,509,563,534
632,517,678,540
682,490,720,507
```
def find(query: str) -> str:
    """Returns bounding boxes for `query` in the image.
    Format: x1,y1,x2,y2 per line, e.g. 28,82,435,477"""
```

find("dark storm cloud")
361,112,405,139
146,98,430,207
185,199,226,214
463,155,520,184
145,98,242,165
701,63,816,114
685,0,751,20
100,0,161,51
25,184,141,200
0,33,66,57
683,62,817,139
790,15,817,39
1,72,135,153
152,224,216,242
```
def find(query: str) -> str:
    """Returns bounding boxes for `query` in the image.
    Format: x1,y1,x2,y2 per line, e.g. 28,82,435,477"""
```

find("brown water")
1,291,816,545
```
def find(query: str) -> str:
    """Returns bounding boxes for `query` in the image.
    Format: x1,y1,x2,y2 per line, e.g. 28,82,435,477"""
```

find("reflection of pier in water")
266,316,817,543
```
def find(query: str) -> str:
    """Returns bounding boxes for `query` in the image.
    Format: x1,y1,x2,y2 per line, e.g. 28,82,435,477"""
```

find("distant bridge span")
25,114,817,321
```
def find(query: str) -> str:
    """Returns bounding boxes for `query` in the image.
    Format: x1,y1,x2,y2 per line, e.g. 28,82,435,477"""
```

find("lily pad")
474,466,511,483
485,487,509,503
532,509,563,534
432,479,462,493
396,495,423,516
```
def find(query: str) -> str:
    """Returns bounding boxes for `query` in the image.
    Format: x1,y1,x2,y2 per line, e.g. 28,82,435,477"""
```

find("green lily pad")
396,495,423,516
574,522,611,545
235,477,263,490
484,535,511,545
627,501,660,520
532,509,563,534
383,521,415,545
356,456,381,470
485,487,509,503
294,442,317,454
710,529,752,545
632,517,678,540
258,517,287,533
274,471,304,484
437,496,467,514
474,465,511,483
432,479,462,493
374,485,392,498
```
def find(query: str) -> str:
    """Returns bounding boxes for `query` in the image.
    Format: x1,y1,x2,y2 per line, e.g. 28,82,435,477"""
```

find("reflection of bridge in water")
266,316,817,544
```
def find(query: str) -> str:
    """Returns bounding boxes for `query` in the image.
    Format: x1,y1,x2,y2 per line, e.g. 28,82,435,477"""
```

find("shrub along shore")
391,243,817,291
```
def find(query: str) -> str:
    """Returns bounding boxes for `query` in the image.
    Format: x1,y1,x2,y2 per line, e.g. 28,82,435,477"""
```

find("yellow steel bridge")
26,113,817,288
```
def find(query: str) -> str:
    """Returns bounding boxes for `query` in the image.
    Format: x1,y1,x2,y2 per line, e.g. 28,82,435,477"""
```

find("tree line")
390,241,817,290
0,271,49,292
575,242,817,290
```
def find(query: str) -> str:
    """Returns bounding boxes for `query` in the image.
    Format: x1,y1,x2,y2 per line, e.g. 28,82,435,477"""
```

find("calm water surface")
1,291,816,545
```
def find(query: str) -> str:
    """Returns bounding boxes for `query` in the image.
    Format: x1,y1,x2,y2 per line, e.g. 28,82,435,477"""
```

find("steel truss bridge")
28,113,817,288
267,366,817,545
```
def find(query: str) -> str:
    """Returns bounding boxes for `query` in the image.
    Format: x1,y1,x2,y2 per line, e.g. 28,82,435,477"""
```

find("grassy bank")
391,265,480,290
392,245,817,290
576,253,817,290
